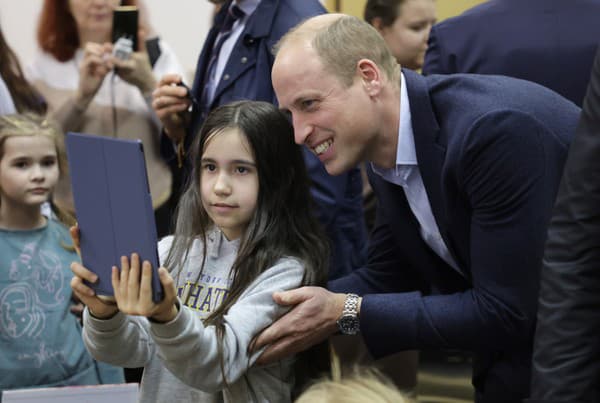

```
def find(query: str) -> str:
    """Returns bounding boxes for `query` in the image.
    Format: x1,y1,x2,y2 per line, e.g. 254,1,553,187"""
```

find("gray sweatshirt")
82,230,305,402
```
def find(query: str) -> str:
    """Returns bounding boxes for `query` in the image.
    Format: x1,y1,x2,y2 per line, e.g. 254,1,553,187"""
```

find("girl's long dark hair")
0,29,46,114
166,100,329,303
164,101,330,382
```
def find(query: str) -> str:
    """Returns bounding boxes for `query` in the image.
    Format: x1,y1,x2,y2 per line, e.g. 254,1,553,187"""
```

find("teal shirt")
0,219,123,394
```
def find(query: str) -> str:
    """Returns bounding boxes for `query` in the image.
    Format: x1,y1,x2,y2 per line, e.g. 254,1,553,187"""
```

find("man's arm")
529,46,600,403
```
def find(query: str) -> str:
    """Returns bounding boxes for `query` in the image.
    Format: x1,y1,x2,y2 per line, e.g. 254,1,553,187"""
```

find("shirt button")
223,74,230,81
241,57,248,64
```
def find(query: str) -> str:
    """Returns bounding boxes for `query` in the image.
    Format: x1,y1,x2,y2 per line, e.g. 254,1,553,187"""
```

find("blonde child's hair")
295,360,412,403
0,113,75,227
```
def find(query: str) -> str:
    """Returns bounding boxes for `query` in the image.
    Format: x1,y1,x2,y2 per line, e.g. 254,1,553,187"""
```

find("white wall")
0,0,215,81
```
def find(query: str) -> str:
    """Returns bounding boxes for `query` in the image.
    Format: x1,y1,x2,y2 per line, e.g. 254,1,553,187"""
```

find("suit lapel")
211,0,278,104
403,70,468,278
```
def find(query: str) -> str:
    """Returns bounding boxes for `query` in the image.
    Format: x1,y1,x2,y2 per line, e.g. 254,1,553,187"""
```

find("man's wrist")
336,293,361,335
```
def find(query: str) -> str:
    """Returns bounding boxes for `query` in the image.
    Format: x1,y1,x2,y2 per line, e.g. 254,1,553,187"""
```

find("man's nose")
292,115,312,145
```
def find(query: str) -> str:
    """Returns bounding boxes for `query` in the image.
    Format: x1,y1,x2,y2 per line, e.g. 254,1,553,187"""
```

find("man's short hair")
275,15,400,87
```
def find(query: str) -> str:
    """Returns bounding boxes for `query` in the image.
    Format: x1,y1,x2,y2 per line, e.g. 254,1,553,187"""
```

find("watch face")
338,314,360,335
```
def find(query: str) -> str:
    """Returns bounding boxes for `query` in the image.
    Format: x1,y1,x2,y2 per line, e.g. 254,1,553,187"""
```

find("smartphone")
112,5,139,51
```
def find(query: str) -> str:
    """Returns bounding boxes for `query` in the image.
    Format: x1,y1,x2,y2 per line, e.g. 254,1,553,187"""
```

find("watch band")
337,293,360,335
342,293,360,316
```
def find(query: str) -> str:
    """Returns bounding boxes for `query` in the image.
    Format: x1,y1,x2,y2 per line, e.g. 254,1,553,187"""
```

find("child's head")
167,99,329,315
295,366,412,403
0,113,65,209
187,100,315,239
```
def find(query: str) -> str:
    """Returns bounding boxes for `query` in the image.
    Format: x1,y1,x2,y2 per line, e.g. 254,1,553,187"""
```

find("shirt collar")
371,72,417,180
233,0,260,17
397,71,417,166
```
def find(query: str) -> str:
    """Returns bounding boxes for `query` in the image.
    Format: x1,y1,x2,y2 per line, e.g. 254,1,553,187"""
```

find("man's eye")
301,100,315,109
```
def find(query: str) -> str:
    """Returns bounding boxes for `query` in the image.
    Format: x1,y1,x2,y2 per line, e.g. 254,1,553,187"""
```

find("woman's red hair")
37,0,136,62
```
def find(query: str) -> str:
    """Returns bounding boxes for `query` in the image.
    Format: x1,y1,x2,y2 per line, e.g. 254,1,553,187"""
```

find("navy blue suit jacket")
422,0,600,107
161,0,367,279
330,70,580,402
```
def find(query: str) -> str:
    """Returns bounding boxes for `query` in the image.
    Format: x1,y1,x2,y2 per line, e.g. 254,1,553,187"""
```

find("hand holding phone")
112,5,138,58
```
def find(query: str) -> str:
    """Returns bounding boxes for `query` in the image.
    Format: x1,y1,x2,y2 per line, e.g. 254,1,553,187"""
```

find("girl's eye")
41,158,57,167
236,166,248,174
203,163,216,172
13,161,28,169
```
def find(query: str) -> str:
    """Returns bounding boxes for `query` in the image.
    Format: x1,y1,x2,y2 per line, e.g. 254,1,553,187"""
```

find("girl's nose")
213,172,232,195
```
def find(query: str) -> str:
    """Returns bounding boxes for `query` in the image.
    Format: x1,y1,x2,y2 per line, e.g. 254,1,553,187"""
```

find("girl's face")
378,0,436,70
0,136,59,209
200,128,259,241
68,0,120,43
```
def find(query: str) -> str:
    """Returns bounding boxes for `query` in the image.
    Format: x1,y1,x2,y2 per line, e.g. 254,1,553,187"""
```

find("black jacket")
528,44,600,403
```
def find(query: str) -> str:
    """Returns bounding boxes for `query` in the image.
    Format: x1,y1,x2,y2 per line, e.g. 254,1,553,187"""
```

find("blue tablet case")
66,132,163,302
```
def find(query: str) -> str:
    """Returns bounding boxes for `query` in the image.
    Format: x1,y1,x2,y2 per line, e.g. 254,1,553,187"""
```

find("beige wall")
324,0,486,21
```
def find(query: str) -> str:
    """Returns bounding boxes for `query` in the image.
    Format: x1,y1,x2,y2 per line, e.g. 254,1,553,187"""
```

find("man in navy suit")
151,0,367,279
250,14,580,403
422,0,600,107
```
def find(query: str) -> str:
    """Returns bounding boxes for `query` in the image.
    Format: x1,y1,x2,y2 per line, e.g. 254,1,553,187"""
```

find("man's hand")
152,74,191,144
250,286,347,365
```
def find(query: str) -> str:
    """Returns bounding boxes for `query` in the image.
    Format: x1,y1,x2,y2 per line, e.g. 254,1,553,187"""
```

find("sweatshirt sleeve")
82,309,156,369
81,236,174,368
148,258,304,393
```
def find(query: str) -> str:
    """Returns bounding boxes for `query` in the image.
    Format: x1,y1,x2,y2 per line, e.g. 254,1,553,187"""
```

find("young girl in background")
0,113,123,396
71,101,330,402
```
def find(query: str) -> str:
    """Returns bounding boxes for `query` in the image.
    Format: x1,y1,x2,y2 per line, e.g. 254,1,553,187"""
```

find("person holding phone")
26,0,184,238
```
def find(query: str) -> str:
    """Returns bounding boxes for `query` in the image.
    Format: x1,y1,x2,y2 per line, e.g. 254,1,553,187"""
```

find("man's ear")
357,59,382,96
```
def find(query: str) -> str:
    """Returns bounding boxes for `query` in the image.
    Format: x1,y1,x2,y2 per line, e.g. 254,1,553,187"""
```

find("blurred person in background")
27,0,184,237
364,0,436,71
422,0,600,107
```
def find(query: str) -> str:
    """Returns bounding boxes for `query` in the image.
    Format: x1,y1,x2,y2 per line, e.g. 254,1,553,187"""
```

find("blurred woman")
27,0,184,236
364,0,436,70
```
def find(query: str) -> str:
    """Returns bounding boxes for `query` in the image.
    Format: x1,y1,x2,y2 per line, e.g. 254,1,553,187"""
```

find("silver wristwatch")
337,293,360,335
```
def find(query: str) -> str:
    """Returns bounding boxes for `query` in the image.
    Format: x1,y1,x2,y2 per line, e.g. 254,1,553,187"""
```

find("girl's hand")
69,225,82,257
70,261,119,319
112,253,178,323
76,42,113,106
69,225,119,319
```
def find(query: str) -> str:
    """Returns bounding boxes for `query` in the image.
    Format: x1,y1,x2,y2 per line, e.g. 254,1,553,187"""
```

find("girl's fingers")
70,275,95,298
119,255,131,298
126,253,141,301
139,260,153,302
70,261,98,283
111,266,120,299
158,267,176,301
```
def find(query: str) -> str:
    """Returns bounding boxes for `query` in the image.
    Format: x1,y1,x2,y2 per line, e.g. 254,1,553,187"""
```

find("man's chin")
324,160,349,176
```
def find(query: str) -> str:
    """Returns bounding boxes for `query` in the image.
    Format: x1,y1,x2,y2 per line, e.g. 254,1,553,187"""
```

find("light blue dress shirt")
372,73,461,274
